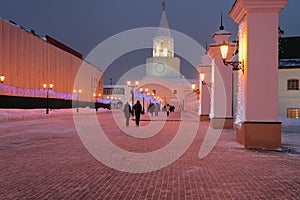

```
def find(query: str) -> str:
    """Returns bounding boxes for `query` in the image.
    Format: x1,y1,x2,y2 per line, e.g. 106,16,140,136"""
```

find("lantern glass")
191,83,196,90
220,43,229,60
200,73,205,82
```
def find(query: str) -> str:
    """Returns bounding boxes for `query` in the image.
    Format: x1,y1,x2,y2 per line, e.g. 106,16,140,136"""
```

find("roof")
279,59,300,69
156,10,171,37
279,36,300,69
46,35,83,59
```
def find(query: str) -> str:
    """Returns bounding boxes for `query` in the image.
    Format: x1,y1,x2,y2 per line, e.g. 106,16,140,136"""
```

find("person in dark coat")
166,104,170,116
123,102,131,127
133,100,142,127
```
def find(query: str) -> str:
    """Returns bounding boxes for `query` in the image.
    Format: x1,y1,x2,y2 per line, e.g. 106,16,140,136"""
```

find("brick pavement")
0,111,299,199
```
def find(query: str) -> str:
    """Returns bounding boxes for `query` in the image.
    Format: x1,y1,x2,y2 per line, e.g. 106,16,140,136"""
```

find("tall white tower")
146,2,180,78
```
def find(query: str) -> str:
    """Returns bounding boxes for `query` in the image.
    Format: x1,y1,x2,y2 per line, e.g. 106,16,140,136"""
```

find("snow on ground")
1,109,299,126
279,116,300,127
0,107,110,122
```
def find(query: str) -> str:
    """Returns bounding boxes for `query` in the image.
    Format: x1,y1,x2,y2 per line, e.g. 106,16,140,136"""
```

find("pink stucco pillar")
207,30,235,129
230,0,288,149
197,55,211,121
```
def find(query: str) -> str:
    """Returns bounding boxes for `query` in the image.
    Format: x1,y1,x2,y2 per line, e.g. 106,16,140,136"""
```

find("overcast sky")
0,0,299,83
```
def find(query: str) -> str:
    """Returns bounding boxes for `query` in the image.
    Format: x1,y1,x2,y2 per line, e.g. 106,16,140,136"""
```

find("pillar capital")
230,0,288,23
213,30,231,44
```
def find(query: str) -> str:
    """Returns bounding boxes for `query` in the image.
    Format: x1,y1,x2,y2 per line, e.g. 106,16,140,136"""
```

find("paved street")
0,111,299,199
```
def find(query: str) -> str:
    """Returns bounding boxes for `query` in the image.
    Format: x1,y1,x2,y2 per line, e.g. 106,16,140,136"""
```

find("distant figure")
123,102,131,127
162,105,166,113
149,103,154,116
133,100,142,127
170,105,175,113
166,104,170,116
154,103,160,116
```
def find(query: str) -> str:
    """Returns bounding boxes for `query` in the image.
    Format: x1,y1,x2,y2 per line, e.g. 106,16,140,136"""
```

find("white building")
278,36,300,118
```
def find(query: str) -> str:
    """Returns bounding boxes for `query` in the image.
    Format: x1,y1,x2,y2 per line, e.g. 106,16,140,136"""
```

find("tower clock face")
155,63,165,73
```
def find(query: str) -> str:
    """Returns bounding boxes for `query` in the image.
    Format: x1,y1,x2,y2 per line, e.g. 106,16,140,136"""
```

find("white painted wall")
278,68,300,117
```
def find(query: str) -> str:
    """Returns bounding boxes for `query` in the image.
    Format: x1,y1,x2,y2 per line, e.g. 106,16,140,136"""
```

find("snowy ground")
279,116,300,127
0,109,299,153
1,109,298,125
0,107,109,121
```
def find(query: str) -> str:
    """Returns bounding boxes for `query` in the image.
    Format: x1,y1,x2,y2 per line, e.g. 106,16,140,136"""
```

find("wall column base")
199,114,210,121
210,117,234,129
236,121,281,149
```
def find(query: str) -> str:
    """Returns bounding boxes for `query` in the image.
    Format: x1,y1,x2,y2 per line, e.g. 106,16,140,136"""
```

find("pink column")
207,30,235,129
230,0,288,149
197,55,211,121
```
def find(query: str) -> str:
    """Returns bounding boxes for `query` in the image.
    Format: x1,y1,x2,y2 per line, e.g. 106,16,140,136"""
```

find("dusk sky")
0,0,299,84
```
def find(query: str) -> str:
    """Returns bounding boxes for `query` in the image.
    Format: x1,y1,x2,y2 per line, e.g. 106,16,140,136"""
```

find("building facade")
0,18,103,103
278,37,300,118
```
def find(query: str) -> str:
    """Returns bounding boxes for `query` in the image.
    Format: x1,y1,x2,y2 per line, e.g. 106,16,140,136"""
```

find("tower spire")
156,1,170,37
219,12,224,30
162,2,166,11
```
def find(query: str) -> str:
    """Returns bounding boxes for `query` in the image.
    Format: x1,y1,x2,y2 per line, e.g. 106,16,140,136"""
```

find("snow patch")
0,107,109,122
279,116,300,127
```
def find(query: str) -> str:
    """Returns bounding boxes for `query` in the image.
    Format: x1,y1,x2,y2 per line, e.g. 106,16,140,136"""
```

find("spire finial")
162,2,166,11
219,12,224,30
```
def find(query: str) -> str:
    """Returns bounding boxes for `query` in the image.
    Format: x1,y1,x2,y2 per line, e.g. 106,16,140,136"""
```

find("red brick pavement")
0,111,299,199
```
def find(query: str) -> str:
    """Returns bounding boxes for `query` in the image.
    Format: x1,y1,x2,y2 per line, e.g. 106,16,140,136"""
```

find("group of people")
123,100,142,127
123,101,175,127
162,104,175,116
148,103,160,117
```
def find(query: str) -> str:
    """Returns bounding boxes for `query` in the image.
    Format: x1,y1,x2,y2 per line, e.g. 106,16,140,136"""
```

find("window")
103,88,124,95
287,108,299,119
287,79,299,90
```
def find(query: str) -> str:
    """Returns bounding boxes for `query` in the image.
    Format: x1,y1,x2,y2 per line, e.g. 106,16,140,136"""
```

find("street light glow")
0,75,5,83
200,73,205,82
220,41,229,60
191,83,196,90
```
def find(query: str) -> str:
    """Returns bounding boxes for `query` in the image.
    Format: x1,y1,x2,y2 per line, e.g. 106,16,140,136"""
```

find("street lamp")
199,73,212,87
0,75,5,95
0,75,5,83
219,41,244,73
93,93,102,111
127,80,139,116
43,83,53,114
139,87,149,114
191,82,200,94
147,91,155,104
73,89,82,113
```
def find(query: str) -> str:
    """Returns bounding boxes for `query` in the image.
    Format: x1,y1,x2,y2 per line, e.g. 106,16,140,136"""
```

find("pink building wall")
0,19,103,101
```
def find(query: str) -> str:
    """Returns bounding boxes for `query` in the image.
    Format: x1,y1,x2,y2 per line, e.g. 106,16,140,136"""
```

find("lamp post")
139,87,149,114
219,41,244,73
0,75,5,95
93,93,102,111
127,80,139,116
43,83,53,114
147,91,155,104
73,89,82,113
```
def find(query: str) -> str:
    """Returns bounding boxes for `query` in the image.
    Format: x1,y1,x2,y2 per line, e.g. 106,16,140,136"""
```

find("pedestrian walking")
149,103,154,116
166,104,170,116
154,103,159,116
133,100,142,127
123,102,131,127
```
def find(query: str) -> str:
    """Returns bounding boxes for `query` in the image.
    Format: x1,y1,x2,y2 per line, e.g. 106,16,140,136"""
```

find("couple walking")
123,100,142,127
